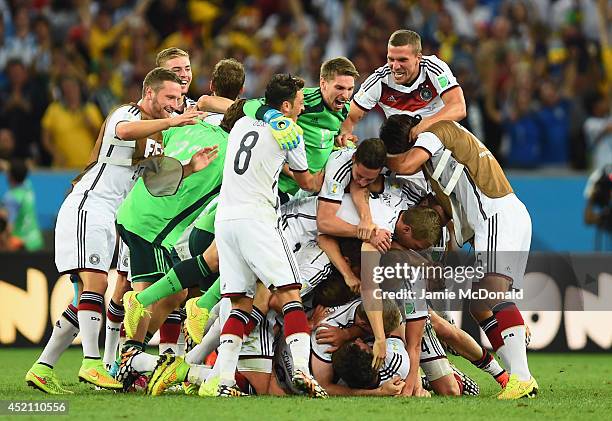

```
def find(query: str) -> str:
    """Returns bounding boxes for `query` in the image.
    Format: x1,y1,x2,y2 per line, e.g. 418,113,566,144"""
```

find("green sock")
136,269,183,307
196,277,221,311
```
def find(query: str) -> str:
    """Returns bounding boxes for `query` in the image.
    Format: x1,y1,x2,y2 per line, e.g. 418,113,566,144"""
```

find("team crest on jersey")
89,254,101,265
419,87,433,102
122,256,129,268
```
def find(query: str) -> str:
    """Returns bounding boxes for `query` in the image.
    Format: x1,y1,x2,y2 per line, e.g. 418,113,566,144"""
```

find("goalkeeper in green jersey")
199,57,359,203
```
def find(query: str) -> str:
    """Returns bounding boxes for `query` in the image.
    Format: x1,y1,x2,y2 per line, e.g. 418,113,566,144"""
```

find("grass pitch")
0,349,611,420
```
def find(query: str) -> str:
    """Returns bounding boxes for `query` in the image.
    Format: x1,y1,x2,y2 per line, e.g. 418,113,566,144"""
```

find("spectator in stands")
0,127,14,160
41,76,103,169
535,78,573,166
2,158,43,251
583,91,612,170
0,59,49,162
504,88,542,168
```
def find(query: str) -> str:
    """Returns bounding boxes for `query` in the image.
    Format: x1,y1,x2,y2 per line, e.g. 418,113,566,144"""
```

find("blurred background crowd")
0,0,611,250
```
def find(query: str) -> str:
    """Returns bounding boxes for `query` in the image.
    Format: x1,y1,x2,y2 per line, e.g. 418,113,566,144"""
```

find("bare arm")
292,170,324,193
115,110,203,140
197,95,233,113
318,234,360,293
339,100,366,138
360,242,386,369
316,199,359,237
401,318,426,396
350,180,375,240
386,148,430,175
410,87,466,139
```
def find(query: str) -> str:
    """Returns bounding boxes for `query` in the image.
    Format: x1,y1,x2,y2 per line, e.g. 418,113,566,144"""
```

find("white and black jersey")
318,148,355,203
353,56,459,119
311,299,362,362
376,337,409,386
216,116,308,224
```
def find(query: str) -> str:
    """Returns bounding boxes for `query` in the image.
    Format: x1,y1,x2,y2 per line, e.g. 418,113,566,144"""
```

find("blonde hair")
155,47,189,67
388,29,422,55
401,207,442,246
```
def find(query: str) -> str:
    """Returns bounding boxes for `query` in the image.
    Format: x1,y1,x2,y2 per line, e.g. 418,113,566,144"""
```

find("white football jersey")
63,104,161,214
216,116,308,223
376,337,409,386
353,56,458,119
311,299,362,362
318,148,355,203
280,196,318,250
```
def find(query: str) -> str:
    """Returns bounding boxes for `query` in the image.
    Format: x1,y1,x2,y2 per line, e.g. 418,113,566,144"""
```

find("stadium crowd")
0,0,610,171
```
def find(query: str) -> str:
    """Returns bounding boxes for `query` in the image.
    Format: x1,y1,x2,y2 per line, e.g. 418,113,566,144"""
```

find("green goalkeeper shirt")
244,86,350,195
116,120,228,251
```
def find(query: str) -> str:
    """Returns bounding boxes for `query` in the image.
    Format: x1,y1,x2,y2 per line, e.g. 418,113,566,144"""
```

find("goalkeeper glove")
263,109,302,150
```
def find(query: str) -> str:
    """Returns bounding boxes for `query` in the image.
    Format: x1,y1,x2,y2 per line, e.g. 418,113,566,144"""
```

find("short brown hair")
156,47,189,67
142,67,182,96
355,299,401,335
401,207,442,245
388,29,422,55
264,74,305,110
220,98,247,133
320,57,359,81
332,341,377,389
211,59,245,100
354,138,386,170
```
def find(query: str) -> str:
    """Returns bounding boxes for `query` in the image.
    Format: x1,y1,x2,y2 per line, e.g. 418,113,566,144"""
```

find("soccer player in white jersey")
340,29,466,143
25,68,208,394
203,74,326,398
379,114,537,399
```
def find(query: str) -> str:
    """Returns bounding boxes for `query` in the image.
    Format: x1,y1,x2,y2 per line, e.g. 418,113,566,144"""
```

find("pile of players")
25,29,538,400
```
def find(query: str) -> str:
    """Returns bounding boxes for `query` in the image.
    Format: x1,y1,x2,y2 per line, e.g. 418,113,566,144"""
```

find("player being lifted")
25,68,209,393
378,114,537,399
200,74,327,398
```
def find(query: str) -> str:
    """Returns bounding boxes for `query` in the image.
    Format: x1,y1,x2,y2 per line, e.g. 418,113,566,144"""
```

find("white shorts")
55,205,116,274
219,298,275,373
473,194,532,289
420,319,452,381
117,239,131,275
295,241,332,298
216,219,302,297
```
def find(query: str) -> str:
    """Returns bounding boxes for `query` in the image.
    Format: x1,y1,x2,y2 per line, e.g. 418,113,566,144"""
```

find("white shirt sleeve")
107,105,141,139
352,65,388,111
286,139,309,172
414,132,444,156
426,55,459,95
318,149,354,202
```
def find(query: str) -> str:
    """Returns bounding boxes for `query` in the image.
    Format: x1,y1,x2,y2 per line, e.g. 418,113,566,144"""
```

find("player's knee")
167,289,188,307
431,375,461,396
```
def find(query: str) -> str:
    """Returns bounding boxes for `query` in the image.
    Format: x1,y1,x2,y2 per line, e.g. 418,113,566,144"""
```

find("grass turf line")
0,349,611,420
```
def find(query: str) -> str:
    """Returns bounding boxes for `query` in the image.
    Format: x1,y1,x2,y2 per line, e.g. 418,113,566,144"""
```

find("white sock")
186,319,220,364
499,326,531,381
217,334,242,387
187,364,213,386
176,330,186,356
39,312,79,367
286,332,311,375
482,356,505,378
103,320,122,366
131,351,160,373
78,310,102,359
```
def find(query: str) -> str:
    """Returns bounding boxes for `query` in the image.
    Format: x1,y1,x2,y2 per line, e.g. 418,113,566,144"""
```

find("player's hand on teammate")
369,228,392,253
187,145,219,174
371,338,387,370
357,218,377,241
315,323,350,353
343,272,361,294
335,132,358,148
264,109,302,150
169,107,205,127
380,376,405,396
312,170,325,192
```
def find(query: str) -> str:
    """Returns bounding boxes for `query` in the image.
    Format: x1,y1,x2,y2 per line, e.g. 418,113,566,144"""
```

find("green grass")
1,349,611,420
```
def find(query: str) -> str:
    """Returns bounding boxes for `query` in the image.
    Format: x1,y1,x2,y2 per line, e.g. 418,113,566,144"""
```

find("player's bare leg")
77,270,122,389
430,311,509,387
470,275,537,399
428,373,460,396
